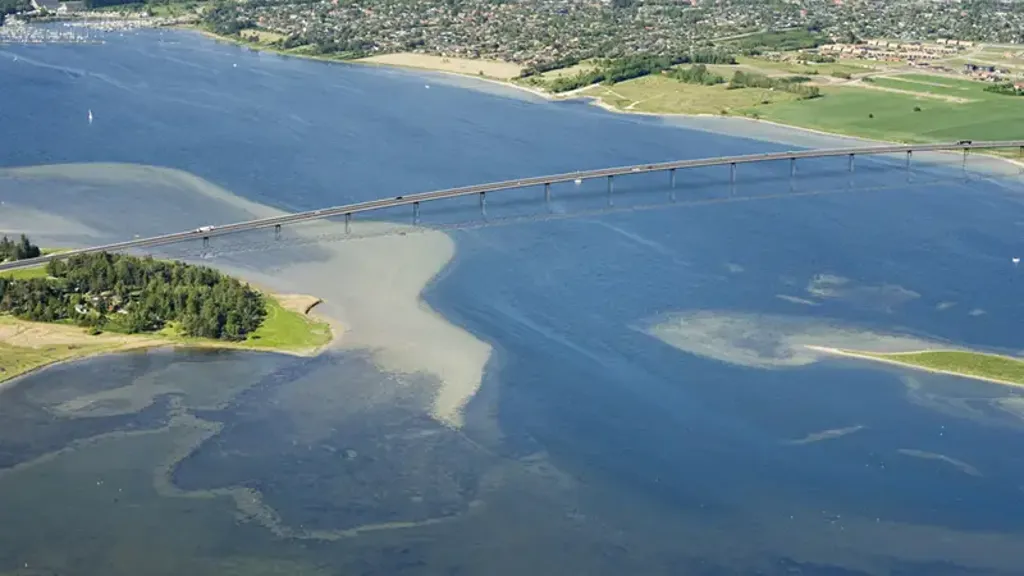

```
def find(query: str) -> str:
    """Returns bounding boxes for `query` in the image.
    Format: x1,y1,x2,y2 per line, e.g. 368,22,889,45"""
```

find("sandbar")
805,346,1024,389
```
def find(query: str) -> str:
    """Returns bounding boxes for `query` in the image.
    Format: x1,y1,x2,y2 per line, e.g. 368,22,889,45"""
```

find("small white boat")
1013,257,1020,265
87,109,93,124
574,178,582,185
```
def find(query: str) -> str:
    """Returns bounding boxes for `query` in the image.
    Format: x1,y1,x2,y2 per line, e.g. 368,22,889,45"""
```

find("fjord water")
2,29,1024,575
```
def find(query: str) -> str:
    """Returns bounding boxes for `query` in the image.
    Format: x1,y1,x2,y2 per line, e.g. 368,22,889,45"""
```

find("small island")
807,346,1024,388
0,235,333,384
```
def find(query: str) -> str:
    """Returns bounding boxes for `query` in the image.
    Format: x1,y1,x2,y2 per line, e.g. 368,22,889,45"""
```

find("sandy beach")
0,163,492,429
356,52,524,80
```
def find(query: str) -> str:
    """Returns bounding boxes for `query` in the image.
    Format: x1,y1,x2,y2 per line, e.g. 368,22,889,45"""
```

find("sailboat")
87,109,93,124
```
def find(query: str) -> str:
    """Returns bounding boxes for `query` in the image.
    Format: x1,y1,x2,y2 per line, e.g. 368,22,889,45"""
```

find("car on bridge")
194,225,215,233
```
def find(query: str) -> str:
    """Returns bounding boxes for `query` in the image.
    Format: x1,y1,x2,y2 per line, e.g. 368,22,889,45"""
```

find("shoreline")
180,26,1024,170
805,345,1024,389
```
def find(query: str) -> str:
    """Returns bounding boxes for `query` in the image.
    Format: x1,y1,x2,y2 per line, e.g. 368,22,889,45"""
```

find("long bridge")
2,140,1023,272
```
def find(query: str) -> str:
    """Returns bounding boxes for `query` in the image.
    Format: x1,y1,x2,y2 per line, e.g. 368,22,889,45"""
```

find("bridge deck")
2,140,1022,271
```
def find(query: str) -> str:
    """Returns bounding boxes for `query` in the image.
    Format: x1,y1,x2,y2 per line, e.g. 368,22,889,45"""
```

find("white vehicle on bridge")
195,225,215,233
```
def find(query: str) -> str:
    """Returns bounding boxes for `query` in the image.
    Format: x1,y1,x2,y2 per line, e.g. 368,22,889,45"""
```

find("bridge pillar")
544,182,551,204
962,147,969,178
790,157,796,178
729,162,736,185
607,175,614,206
479,192,487,217
906,150,912,180
848,154,855,172
202,236,209,249
669,168,676,188
413,202,420,225
274,224,281,240
345,213,351,234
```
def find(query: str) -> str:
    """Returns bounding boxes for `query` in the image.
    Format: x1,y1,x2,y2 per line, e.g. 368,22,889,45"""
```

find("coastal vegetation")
855,350,1024,387
1,252,267,340
536,52,738,94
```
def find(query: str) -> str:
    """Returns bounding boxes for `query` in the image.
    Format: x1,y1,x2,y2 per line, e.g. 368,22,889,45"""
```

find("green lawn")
0,265,48,280
863,350,1024,386
241,296,332,351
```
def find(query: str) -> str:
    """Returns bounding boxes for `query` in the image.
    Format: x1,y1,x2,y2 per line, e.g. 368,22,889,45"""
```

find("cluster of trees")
0,250,267,341
519,57,583,79
668,64,724,86
204,0,255,35
727,71,822,100
0,235,41,262
796,53,837,64
984,82,1024,96
0,0,30,24
733,29,828,56
547,51,737,93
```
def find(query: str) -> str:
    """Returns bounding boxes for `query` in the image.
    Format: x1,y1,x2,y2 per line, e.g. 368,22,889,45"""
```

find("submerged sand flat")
0,162,492,428
640,310,943,369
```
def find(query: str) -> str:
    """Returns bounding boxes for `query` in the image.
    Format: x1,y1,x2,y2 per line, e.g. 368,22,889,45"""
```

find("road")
2,140,1022,272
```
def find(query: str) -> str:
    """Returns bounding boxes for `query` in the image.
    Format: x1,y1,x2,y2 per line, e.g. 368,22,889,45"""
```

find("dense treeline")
0,235,41,262
667,64,724,86
548,51,737,93
984,82,1024,96
727,70,821,99
0,251,266,341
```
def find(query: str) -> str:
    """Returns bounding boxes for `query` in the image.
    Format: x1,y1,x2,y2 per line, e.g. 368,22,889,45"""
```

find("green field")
756,78,1024,143
582,75,800,115
0,265,48,280
860,350,1024,387
572,67,1024,145
241,296,332,351
735,56,879,77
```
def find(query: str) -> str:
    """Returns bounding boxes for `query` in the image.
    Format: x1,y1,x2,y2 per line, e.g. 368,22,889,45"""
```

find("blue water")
3,28,1024,575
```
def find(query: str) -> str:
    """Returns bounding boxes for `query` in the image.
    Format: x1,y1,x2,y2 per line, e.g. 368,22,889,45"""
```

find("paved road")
2,140,1022,272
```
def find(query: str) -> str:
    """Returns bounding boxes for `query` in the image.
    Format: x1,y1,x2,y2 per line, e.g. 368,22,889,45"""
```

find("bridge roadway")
2,140,1023,272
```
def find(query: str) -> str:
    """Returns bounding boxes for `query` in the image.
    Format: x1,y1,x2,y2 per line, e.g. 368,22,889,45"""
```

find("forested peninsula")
0,236,332,384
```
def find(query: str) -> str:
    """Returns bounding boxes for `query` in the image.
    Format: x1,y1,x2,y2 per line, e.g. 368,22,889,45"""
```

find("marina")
0,20,102,44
